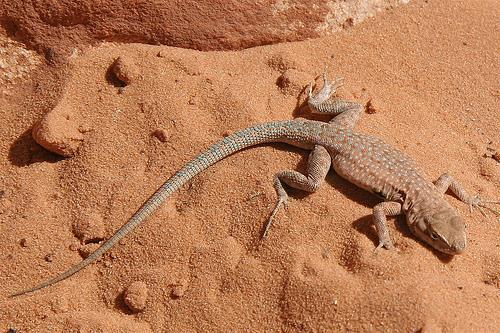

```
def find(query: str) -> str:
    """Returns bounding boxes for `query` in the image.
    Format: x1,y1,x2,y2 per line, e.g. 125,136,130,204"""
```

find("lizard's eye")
430,232,439,240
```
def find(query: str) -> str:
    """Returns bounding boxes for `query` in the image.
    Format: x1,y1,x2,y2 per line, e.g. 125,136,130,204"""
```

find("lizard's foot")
307,67,344,105
372,201,400,253
466,195,500,216
373,237,394,254
262,194,288,239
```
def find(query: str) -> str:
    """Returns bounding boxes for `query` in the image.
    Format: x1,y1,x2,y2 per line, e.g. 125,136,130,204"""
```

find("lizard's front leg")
434,173,499,215
373,201,402,251
263,145,331,238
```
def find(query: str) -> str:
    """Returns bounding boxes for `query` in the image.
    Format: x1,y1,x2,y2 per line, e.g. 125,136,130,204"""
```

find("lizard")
11,69,498,297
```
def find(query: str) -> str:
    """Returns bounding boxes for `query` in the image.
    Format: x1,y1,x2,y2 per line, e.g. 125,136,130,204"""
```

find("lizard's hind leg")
263,145,331,238
307,68,365,130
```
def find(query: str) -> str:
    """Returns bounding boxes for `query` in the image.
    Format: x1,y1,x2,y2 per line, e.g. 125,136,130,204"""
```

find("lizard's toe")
262,196,288,239
468,195,500,216
373,239,394,254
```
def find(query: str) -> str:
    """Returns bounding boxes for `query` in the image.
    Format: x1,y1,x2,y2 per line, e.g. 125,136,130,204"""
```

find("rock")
19,238,29,247
152,129,169,143
171,283,188,298
111,56,140,86
44,253,54,262
32,99,84,157
366,98,377,114
124,281,148,312
3,1,410,53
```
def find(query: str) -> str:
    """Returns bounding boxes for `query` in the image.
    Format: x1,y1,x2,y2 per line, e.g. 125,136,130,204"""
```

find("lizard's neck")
404,192,453,225
403,180,440,210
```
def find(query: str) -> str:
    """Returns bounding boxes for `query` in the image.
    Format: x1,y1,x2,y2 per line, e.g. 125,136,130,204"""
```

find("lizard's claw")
332,77,344,91
321,67,345,94
307,69,345,104
262,195,288,239
322,65,329,85
307,81,314,98
467,195,500,216
373,238,394,254
323,65,344,90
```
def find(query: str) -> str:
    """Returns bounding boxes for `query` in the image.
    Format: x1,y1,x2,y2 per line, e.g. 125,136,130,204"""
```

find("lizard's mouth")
411,221,466,255
421,235,465,255
445,238,466,255
429,234,466,255
435,244,465,255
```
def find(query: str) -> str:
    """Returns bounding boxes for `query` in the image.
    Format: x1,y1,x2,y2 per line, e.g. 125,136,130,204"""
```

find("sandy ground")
1,0,499,332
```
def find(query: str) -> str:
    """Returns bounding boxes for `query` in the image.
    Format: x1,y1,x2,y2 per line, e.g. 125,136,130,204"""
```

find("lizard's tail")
11,119,326,297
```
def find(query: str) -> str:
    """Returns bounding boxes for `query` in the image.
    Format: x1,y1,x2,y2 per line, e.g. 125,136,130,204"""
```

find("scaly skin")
11,70,498,297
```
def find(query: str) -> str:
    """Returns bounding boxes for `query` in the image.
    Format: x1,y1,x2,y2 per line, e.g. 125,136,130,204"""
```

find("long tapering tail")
11,119,328,297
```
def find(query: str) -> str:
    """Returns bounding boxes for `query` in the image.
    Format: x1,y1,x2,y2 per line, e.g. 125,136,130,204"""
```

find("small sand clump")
124,281,148,312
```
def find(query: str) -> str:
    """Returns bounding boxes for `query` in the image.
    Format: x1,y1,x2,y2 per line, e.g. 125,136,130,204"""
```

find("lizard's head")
408,203,467,255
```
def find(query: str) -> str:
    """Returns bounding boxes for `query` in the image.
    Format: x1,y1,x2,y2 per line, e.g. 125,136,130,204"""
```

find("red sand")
1,0,499,332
